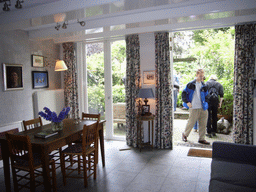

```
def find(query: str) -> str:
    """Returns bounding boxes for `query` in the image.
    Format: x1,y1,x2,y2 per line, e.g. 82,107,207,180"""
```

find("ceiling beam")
0,0,120,25
28,0,256,40
50,14,256,44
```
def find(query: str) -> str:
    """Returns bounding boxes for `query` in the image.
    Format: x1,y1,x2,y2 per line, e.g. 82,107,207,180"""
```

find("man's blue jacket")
182,79,209,110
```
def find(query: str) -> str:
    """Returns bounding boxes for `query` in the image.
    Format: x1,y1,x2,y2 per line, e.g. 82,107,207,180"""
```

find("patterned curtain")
233,24,256,145
63,42,79,119
154,32,172,149
125,34,141,147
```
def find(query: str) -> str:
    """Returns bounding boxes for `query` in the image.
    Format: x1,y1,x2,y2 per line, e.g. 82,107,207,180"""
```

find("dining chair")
81,113,101,121
23,117,61,169
72,113,101,164
60,120,99,187
0,128,19,160
22,117,42,131
6,133,57,192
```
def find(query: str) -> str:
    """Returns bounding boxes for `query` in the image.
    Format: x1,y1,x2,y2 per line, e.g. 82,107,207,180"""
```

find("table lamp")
138,88,154,116
55,60,68,71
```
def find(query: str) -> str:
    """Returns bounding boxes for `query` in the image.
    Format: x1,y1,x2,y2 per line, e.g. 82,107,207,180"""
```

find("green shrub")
218,78,233,121
177,90,183,108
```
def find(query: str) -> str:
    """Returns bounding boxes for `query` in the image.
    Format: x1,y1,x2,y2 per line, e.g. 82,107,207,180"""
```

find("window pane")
111,40,126,136
86,42,105,120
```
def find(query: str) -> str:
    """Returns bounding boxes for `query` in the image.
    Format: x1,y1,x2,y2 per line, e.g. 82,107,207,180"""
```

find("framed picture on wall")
31,55,44,67
32,71,49,89
143,70,155,84
3,63,23,91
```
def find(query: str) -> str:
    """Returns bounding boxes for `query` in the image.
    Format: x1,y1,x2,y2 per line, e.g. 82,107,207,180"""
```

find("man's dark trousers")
207,105,218,134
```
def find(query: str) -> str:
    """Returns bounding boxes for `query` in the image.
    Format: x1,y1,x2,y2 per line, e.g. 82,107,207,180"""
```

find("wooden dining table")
0,118,106,192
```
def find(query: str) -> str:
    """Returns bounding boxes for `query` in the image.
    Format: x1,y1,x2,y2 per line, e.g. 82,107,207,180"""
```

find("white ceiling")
0,0,255,43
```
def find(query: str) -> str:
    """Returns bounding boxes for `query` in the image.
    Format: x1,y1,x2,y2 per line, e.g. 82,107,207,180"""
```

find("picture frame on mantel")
32,71,49,89
31,55,44,67
143,70,155,84
3,63,23,91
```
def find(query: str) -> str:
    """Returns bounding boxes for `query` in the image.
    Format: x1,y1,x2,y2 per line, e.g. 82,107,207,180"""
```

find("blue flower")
38,106,70,123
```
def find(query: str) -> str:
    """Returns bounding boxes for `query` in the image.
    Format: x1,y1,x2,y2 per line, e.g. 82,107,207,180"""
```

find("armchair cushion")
211,159,256,188
209,141,256,192
209,180,256,192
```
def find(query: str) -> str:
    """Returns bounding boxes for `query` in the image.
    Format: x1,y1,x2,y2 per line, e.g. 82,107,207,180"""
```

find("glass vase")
51,121,63,131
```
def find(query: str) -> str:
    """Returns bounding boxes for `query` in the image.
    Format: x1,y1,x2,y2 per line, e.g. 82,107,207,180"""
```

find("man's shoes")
182,133,187,142
212,132,216,136
198,140,210,145
206,133,212,138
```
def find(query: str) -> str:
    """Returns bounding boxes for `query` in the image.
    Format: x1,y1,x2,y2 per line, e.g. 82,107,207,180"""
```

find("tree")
190,27,235,79
174,27,235,120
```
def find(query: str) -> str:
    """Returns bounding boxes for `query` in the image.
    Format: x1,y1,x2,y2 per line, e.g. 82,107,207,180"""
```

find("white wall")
0,30,61,132
140,32,156,113
139,32,156,143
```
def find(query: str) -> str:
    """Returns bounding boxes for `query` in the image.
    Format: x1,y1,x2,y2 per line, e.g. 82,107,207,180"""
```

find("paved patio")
113,107,233,148
173,108,233,148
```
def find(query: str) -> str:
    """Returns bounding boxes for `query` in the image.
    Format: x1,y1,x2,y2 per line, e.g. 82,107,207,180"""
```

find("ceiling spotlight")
62,21,68,29
55,23,61,31
15,0,23,9
77,19,86,27
3,2,11,11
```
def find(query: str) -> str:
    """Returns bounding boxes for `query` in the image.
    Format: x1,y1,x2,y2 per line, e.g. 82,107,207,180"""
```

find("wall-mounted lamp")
62,21,68,29
3,1,10,11
55,60,67,71
54,19,86,31
77,19,86,27
15,0,23,9
1,0,23,11
55,23,61,31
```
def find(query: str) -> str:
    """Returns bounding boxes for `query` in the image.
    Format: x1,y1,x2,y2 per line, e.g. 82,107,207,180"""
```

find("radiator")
33,89,65,125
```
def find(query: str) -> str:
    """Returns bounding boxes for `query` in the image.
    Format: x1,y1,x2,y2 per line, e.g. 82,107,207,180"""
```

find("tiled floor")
0,140,212,192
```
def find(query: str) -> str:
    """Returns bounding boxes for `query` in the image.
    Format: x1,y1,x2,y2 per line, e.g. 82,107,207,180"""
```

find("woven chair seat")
14,153,54,167
62,144,93,154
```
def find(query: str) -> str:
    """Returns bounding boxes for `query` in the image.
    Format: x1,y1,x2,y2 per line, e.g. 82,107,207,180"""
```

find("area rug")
177,142,212,149
187,148,212,158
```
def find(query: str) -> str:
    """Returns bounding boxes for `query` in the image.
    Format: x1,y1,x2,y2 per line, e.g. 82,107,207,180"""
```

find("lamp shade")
138,88,154,99
55,60,68,71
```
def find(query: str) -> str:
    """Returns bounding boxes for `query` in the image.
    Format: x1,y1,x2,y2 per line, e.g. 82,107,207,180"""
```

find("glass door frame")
77,37,125,141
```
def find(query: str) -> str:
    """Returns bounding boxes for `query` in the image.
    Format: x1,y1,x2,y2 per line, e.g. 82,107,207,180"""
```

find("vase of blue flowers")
38,107,70,131
51,121,63,131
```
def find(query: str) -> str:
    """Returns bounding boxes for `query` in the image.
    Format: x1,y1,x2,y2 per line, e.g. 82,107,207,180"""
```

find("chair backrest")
81,113,100,121
82,120,99,153
6,133,35,170
23,117,42,131
0,128,19,160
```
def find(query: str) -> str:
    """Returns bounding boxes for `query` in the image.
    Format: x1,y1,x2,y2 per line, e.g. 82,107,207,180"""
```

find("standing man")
181,69,210,145
205,75,224,138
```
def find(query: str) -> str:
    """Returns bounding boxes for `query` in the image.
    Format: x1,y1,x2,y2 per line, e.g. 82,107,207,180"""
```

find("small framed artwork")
32,71,49,89
143,70,155,84
31,55,44,67
3,63,23,91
